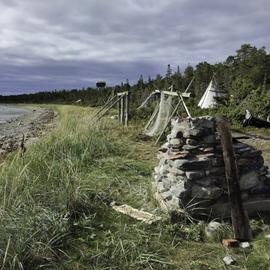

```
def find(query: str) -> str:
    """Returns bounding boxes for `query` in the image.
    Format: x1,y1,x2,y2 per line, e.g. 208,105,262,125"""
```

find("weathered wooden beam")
117,91,128,96
94,95,123,123
163,90,179,97
216,117,252,241
179,94,191,118
118,97,121,122
181,92,191,98
124,92,129,126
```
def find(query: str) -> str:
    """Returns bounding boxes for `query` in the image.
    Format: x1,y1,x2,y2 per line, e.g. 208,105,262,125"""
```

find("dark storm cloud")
0,0,269,94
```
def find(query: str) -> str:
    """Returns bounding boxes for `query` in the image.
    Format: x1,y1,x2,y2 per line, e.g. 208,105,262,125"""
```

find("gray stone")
169,138,183,147
239,171,260,190
170,182,188,198
170,167,185,176
170,159,190,169
167,173,178,184
223,255,236,266
172,121,190,132
159,143,169,152
191,185,222,199
162,178,172,189
160,164,170,176
186,138,199,146
154,173,162,182
166,134,172,141
239,242,251,249
186,171,205,180
166,196,180,210
183,128,204,138
195,177,214,187
170,129,183,139
181,159,210,170
205,221,223,239
160,190,172,201
182,144,200,151
203,135,216,144
156,182,169,193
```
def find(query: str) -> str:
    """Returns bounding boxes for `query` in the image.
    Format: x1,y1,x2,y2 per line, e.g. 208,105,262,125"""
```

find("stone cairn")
153,116,270,217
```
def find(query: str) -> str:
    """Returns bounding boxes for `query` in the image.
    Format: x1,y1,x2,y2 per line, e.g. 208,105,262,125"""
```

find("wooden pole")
91,95,117,121
94,95,123,123
216,117,252,241
120,95,124,124
118,97,121,123
124,93,129,126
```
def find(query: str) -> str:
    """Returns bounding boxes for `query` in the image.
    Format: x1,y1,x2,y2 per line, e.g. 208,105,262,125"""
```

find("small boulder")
223,255,236,266
205,221,222,239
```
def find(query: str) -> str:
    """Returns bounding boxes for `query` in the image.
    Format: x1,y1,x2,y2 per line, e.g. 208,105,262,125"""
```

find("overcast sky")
0,0,269,95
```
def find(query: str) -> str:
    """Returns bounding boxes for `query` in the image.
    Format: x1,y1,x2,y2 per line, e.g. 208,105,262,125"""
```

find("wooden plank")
216,117,252,241
163,90,179,96
181,92,191,98
111,203,162,224
117,91,128,96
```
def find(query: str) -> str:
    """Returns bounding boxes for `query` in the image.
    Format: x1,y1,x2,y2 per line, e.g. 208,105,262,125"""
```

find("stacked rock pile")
153,116,270,217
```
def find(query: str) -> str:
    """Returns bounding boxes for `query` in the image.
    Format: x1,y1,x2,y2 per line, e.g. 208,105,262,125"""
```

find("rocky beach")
0,105,55,158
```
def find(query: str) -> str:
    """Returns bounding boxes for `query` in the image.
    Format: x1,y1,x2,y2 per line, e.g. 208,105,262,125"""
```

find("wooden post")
120,95,124,124
216,117,252,241
124,92,129,126
118,97,121,123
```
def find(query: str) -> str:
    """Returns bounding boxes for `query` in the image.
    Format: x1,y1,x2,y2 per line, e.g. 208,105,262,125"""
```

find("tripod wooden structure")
139,78,194,144
90,91,130,126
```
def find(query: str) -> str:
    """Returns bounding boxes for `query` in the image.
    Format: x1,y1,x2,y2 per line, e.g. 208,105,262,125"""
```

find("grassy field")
0,105,270,270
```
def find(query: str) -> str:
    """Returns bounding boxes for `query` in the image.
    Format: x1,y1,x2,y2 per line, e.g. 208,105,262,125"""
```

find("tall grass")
0,105,269,269
0,106,124,269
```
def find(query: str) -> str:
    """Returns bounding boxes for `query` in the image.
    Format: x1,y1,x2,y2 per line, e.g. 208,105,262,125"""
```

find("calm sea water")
0,105,30,124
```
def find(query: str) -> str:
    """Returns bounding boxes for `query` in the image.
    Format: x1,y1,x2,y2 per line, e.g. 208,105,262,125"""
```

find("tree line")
1,44,270,121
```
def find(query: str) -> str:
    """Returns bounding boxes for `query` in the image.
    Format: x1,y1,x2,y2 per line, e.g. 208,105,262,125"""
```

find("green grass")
0,105,270,269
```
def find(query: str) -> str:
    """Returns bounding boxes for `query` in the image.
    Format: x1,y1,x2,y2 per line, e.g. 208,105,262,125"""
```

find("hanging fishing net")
144,91,173,137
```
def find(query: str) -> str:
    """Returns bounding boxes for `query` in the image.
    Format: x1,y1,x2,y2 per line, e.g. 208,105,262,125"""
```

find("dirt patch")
0,107,56,159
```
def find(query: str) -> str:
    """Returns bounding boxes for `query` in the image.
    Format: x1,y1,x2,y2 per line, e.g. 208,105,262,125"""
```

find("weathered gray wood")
118,98,121,122
217,117,252,241
163,90,178,96
124,92,129,126
184,77,194,93
90,95,117,122
179,94,191,117
117,91,128,96
94,95,123,123
120,95,125,124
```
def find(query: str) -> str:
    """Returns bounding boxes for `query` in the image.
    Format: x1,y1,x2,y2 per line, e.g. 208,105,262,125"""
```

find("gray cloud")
0,0,269,94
